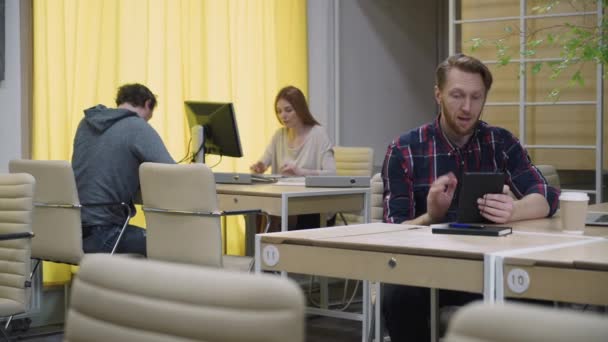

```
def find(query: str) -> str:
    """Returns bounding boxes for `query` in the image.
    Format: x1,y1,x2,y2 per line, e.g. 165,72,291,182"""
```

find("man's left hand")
477,185,514,223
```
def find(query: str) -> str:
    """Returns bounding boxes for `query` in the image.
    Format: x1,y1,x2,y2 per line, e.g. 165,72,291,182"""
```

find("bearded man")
380,54,559,341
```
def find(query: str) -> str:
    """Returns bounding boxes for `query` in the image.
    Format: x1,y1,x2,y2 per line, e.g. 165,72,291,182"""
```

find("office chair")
65,254,306,342
0,173,36,340
536,164,561,190
139,162,261,271
370,173,383,223
444,301,608,342
333,146,374,225
9,159,132,266
334,146,374,177
8,159,132,323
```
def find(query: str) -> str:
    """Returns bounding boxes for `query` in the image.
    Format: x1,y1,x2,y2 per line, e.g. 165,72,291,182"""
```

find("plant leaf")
470,38,483,52
532,62,543,74
571,70,584,86
499,55,511,66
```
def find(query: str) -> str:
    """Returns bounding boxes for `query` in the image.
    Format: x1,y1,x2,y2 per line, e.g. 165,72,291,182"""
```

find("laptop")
214,172,279,184
586,212,608,226
305,176,370,188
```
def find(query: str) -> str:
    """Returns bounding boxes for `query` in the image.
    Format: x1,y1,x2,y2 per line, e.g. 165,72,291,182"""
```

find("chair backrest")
65,254,306,342
444,301,608,342
536,164,561,189
8,160,83,264
0,173,35,315
334,146,374,176
139,162,223,267
371,173,383,222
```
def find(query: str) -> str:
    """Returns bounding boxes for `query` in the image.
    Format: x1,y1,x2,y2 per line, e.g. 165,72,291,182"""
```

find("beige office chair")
9,160,131,265
371,173,383,223
444,301,608,342
334,146,374,176
0,173,36,339
334,146,374,225
536,164,561,189
65,254,306,342
139,162,258,271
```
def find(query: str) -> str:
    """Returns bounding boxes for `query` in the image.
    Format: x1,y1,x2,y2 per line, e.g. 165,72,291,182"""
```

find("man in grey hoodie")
72,83,175,256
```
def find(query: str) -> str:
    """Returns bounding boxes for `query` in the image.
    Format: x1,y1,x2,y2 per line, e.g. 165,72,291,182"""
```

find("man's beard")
440,101,482,137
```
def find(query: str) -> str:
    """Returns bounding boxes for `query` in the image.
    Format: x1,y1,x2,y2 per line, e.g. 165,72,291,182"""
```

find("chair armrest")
81,202,129,208
0,232,34,241
142,207,263,217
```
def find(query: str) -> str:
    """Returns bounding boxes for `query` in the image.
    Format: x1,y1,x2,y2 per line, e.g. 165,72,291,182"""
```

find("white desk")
255,223,594,342
216,183,370,230
497,238,608,305
217,183,370,255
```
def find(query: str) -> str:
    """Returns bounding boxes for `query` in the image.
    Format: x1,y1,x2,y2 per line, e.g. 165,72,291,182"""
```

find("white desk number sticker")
507,268,530,294
262,245,280,267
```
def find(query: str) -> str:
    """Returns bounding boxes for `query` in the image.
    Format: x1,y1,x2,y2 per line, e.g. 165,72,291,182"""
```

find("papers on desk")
275,177,306,186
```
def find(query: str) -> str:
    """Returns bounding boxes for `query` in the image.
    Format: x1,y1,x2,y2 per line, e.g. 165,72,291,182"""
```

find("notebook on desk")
586,212,608,226
214,172,279,184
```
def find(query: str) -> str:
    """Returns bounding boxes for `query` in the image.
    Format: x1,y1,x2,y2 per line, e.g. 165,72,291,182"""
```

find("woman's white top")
260,125,336,175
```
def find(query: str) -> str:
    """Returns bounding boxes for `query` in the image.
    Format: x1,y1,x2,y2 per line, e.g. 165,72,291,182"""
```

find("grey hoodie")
72,105,175,227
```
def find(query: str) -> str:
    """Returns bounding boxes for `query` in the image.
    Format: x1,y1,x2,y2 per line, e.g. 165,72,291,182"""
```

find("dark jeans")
257,214,337,232
82,224,147,257
382,284,481,342
294,213,337,230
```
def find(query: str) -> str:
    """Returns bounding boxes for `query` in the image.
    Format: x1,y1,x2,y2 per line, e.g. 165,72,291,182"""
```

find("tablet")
456,172,505,223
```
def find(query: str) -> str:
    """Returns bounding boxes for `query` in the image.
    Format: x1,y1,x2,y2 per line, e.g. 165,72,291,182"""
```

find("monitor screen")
184,101,243,159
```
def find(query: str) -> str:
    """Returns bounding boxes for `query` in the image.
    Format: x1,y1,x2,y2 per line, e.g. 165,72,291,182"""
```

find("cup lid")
559,192,589,201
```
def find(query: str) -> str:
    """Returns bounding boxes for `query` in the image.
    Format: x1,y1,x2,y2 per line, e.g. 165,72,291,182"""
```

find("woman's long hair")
274,86,320,126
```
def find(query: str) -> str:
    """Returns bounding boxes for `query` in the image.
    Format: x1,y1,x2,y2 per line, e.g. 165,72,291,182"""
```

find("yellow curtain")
33,0,308,284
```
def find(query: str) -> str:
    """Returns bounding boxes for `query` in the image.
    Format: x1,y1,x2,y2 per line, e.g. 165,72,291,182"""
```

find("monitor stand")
191,125,206,163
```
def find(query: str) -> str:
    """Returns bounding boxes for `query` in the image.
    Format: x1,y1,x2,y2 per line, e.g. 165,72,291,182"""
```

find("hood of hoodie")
83,104,138,132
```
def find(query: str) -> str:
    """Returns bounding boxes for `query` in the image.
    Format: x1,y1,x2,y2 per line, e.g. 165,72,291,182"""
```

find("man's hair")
115,83,157,110
274,85,320,126
436,54,493,95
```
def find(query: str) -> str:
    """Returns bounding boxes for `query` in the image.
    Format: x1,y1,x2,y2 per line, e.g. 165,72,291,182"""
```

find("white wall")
308,0,447,169
0,0,30,172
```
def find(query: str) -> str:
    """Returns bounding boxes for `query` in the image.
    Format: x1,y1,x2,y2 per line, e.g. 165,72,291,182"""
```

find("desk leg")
364,189,371,223
318,214,329,308
375,282,381,342
430,288,438,342
494,255,505,303
281,194,288,231
280,195,288,277
319,277,329,309
362,280,370,342
483,254,496,303
254,234,262,274
244,214,257,257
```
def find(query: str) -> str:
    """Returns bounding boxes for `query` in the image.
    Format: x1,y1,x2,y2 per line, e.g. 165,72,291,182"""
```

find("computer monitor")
184,101,243,163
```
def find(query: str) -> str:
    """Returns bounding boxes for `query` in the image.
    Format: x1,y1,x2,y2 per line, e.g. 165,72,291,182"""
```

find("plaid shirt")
381,116,560,224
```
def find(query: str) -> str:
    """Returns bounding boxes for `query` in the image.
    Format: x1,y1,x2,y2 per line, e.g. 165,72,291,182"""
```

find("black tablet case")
456,172,505,223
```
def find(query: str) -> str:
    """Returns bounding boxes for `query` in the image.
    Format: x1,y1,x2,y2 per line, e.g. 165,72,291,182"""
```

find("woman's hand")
250,161,267,174
280,161,301,176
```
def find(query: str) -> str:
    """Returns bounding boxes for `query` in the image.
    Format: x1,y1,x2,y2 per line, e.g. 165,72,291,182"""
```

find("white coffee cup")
559,192,589,233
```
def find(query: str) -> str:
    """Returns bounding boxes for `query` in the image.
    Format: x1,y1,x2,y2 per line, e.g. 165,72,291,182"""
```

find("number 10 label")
507,268,530,294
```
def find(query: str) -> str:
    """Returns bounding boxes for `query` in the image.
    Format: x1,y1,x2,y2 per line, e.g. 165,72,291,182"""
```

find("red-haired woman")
250,85,336,229
250,85,336,176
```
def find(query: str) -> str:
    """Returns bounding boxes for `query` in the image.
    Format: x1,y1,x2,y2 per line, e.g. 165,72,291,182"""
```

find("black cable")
177,136,193,164
208,155,223,168
190,139,206,163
